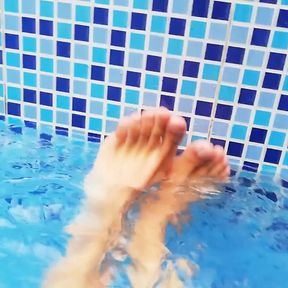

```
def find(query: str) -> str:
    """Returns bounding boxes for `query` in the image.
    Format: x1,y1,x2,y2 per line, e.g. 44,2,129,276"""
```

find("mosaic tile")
1,0,288,173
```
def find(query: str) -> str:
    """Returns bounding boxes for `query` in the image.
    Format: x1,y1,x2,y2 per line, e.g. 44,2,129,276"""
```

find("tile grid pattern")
0,0,288,176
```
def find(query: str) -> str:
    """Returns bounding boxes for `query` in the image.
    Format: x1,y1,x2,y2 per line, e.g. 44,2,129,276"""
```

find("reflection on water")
0,122,288,288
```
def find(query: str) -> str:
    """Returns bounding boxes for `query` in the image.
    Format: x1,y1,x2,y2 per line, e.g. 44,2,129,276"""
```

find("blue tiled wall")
1,0,288,174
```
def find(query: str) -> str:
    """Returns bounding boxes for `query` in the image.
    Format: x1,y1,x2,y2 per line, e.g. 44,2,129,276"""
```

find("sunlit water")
1,121,288,288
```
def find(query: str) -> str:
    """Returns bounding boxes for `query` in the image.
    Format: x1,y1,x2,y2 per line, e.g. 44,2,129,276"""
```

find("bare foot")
128,140,230,288
43,108,186,288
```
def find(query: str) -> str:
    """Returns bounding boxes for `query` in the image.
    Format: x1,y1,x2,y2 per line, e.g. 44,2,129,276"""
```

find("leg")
43,108,186,288
127,141,230,287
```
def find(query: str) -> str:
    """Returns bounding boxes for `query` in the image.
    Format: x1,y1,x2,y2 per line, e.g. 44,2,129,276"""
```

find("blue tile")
0,51,3,65
160,95,175,110
94,8,109,25
234,4,253,23
146,55,161,72
56,77,70,93
162,77,178,93
215,104,233,120
278,95,288,111
183,61,200,78
251,28,270,47
5,34,19,49
169,18,186,36
5,0,18,12
269,131,286,147
40,20,53,36
91,65,105,81
40,92,53,107
262,73,281,90
72,114,86,128
260,0,277,3
131,13,147,30
226,46,245,64
264,149,281,164
272,31,288,50
277,9,288,28
8,102,21,116
24,89,36,103
274,114,288,129
250,128,267,144
227,142,244,157
258,92,275,108
256,7,274,26
111,30,126,47
195,101,213,117
192,0,209,17
110,50,125,66
210,138,226,148
152,0,168,12
254,110,271,126
126,71,141,87
205,44,223,61
57,41,71,58
22,17,36,34
238,88,256,105
108,86,122,101
212,1,231,21
75,25,89,41
23,54,36,70
267,52,286,70
243,162,259,173
73,97,86,112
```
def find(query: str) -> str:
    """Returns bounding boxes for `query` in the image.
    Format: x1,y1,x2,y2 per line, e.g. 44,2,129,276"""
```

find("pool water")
1,121,288,288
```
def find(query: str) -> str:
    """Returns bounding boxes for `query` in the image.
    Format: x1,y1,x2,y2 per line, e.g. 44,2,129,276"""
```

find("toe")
115,117,130,145
138,110,155,143
147,107,170,149
126,113,142,145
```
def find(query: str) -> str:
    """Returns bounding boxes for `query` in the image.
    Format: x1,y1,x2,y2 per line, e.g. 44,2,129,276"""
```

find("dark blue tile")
24,89,36,103
23,54,36,70
238,89,256,105
212,1,231,20
88,132,101,143
72,97,86,112
243,161,259,173
0,115,5,121
215,104,233,120
278,95,288,111
205,44,223,62
72,114,86,128
75,25,89,42
192,0,209,17
249,128,267,144
24,120,37,129
55,126,69,136
131,13,147,30
40,133,52,141
169,18,186,36
8,102,21,116
162,77,178,93
160,95,175,111
251,28,270,47
227,142,244,157
277,9,288,28
107,86,122,102
5,34,19,49
10,126,22,134
0,51,2,64
111,30,126,47
195,101,213,117
146,55,161,72
56,77,70,93
267,52,286,70
22,17,36,33
226,46,245,64
210,138,226,148
40,19,53,36
126,71,141,87
263,72,281,90
57,41,71,58
183,116,191,130
40,92,53,107
264,148,281,164
260,0,277,3
91,65,105,81
94,7,109,25
152,0,168,12
183,61,200,78
110,50,125,66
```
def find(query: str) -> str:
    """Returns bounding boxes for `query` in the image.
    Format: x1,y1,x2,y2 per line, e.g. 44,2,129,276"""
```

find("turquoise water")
1,121,288,288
